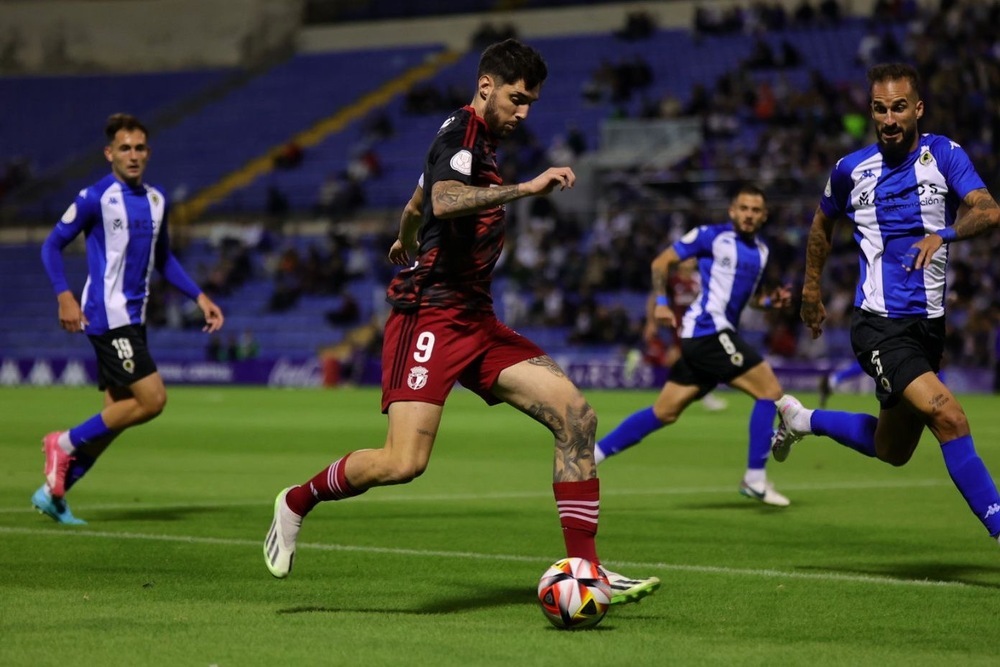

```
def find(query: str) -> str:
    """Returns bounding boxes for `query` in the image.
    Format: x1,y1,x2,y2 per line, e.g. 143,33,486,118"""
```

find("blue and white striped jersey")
820,133,985,318
673,223,768,338
42,174,200,335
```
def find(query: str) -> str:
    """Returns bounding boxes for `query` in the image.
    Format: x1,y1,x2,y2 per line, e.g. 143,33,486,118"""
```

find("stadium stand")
3,0,998,385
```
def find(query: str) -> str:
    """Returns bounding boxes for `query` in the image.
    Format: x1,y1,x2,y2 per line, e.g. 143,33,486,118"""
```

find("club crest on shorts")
123,359,135,374
407,365,429,390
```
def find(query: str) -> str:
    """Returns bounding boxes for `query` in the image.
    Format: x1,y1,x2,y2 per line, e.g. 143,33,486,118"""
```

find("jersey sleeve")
937,138,986,199
154,209,202,301
40,189,98,295
819,159,853,218
672,225,712,261
426,113,475,188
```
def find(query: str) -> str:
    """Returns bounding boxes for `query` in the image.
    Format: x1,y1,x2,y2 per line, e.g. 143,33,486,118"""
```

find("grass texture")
1,386,998,666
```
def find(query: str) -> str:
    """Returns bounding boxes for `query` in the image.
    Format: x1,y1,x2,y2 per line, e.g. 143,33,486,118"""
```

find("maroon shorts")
381,307,545,413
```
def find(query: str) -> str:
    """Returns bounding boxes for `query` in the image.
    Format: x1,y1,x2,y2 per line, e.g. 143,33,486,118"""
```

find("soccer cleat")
264,487,303,578
42,431,71,499
770,395,811,463
739,479,790,507
601,568,661,605
31,484,87,525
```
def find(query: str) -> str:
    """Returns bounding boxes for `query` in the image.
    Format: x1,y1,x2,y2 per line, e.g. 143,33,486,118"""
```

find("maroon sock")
285,453,365,516
552,478,600,564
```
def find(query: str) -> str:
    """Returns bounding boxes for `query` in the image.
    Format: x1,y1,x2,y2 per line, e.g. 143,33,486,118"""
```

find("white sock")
58,432,74,454
744,468,766,487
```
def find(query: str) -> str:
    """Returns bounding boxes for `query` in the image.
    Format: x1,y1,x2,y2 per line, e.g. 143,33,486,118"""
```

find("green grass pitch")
1,386,998,666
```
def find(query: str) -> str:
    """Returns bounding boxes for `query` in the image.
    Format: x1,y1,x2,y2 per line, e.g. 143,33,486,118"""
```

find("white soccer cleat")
264,487,303,579
770,394,811,463
601,568,661,605
739,478,791,507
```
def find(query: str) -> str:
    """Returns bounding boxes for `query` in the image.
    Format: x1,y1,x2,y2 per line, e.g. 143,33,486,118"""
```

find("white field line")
0,478,974,591
0,524,973,590
0,478,951,515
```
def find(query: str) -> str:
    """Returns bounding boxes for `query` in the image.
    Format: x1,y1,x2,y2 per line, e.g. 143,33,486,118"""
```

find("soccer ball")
537,557,611,629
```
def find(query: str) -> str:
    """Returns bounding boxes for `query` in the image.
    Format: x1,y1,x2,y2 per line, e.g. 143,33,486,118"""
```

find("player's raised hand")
522,167,575,196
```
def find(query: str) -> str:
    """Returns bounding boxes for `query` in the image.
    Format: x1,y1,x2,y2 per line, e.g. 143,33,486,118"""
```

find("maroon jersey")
386,106,504,312
668,270,700,323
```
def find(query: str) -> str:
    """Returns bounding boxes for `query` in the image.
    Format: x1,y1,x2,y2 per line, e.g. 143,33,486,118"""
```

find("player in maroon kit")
642,259,728,411
264,39,660,604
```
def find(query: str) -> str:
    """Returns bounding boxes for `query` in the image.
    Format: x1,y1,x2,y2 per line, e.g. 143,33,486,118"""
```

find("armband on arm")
936,227,958,243
655,295,670,307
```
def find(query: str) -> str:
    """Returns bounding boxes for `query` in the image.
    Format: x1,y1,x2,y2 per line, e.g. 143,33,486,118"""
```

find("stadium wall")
0,0,883,73
0,0,302,73
301,0,882,53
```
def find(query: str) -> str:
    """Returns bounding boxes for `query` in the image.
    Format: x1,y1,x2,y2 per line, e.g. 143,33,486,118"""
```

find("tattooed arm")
388,185,424,266
801,206,837,339
430,166,575,219
952,189,1000,238
909,188,1000,270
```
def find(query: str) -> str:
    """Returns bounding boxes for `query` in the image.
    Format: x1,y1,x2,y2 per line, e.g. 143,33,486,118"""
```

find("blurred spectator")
470,21,518,51
793,0,817,25
316,171,365,221
745,37,776,69
234,330,260,360
266,184,290,225
818,0,842,23
347,146,382,181
615,10,656,41
325,290,360,326
546,134,576,166
362,111,394,142
268,247,304,312
273,141,303,169
0,156,33,200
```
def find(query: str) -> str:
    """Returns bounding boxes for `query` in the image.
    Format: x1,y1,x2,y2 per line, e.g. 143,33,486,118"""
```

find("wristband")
936,227,958,243
655,295,670,307
762,297,773,308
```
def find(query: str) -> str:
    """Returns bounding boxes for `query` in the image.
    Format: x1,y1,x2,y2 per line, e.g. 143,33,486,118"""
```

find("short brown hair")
105,113,149,143
867,63,921,97
732,183,767,203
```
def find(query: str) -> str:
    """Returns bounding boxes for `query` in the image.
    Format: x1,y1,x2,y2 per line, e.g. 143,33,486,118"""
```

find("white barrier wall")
0,0,303,73
0,0,883,72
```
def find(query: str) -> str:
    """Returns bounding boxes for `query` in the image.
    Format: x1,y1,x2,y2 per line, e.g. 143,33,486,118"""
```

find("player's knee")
875,435,918,466
929,405,970,442
384,459,427,484
138,391,167,420
880,449,913,467
650,404,678,425
573,397,597,438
